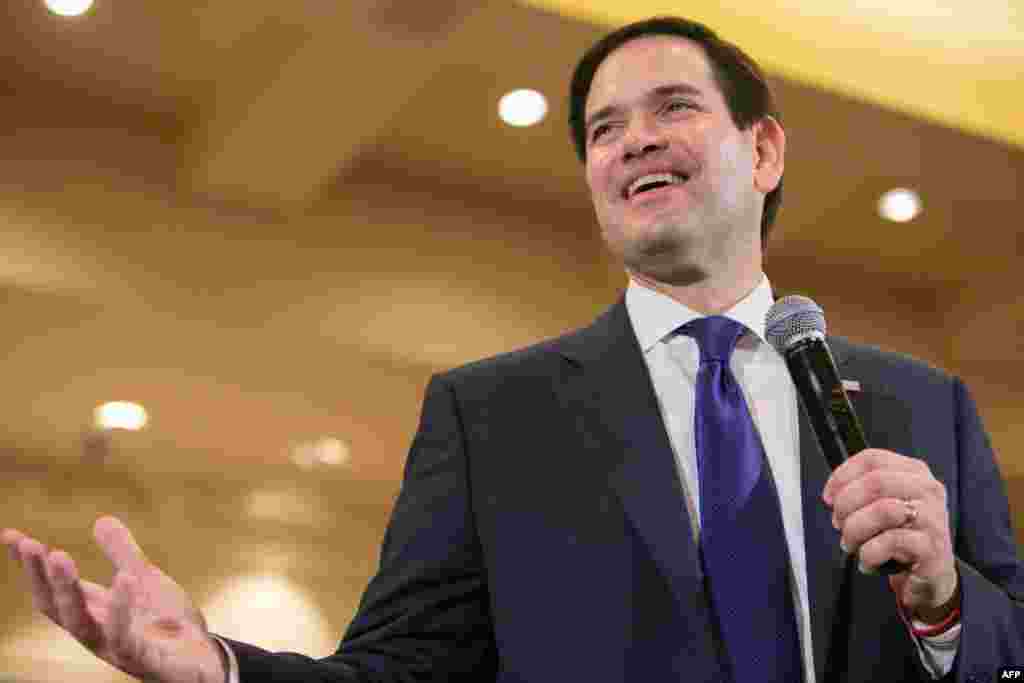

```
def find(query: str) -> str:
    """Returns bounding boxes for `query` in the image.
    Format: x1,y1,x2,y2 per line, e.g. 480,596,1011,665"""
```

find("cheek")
583,171,601,201
722,143,750,177
713,132,756,180
584,157,614,201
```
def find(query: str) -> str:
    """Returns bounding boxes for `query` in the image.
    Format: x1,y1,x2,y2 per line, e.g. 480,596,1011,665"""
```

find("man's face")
583,35,774,285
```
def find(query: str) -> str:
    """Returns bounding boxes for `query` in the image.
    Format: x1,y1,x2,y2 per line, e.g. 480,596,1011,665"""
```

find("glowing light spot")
878,188,922,223
44,0,94,17
202,574,336,657
94,401,148,431
498,89,548,127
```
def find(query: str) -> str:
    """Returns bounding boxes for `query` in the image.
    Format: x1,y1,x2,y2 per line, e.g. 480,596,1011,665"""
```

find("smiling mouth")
622,172,690,200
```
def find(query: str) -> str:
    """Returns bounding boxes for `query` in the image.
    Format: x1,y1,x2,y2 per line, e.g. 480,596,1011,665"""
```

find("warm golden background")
2,1,1022,680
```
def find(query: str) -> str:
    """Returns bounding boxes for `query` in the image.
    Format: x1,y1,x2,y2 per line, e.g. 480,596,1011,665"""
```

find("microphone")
765,295,907,576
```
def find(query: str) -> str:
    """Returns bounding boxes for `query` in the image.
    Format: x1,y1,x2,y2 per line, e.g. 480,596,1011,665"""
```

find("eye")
590,123,611,142
662,99,694,114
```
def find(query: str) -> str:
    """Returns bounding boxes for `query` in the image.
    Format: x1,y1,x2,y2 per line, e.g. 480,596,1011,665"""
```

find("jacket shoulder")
829,335,957,392
435,300,624,388
436,331,576,389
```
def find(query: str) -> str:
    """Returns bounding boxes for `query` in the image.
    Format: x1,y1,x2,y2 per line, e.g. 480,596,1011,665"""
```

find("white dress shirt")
213,275,958,681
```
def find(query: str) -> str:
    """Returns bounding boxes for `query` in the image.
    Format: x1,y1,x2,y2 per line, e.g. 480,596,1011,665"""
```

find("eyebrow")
585,83,704,134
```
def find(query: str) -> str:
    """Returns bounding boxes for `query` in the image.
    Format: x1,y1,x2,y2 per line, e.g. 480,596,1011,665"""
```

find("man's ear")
752,115,785,194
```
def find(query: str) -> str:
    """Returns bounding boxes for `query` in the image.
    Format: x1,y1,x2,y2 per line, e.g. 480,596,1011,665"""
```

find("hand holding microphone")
766,296,958,620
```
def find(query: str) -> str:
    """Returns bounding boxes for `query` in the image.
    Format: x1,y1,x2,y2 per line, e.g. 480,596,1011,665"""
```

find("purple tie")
683,316,803,683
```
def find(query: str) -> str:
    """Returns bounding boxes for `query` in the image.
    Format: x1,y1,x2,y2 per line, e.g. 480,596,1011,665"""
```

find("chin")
631,223,696,258
602,214,701,267
620,236,707,287
628,259,707,287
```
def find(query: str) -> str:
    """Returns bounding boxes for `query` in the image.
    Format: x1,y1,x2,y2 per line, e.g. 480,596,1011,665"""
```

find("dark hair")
569,16,783,248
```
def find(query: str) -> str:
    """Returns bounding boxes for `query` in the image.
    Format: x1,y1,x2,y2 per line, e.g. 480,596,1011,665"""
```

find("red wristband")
910,606,961,638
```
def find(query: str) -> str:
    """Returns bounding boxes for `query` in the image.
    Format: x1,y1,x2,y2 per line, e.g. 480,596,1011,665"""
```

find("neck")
628,266,764,315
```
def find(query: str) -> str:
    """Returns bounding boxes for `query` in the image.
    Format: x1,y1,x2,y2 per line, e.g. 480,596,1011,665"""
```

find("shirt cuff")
209,634,241,683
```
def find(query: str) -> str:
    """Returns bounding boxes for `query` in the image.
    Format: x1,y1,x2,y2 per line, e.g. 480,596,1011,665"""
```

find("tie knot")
682,315,746,363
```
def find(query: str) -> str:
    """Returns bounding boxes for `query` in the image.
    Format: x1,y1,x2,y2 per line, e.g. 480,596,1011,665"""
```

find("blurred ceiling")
0,0,1021,487
532,0,1024,149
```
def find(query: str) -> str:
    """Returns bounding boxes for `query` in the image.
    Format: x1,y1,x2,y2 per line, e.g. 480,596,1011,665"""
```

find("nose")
622,117,667,162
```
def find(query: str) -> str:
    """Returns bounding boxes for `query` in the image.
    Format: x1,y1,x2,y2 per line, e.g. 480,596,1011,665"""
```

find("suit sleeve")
220,374,498,682
946,377,1024,682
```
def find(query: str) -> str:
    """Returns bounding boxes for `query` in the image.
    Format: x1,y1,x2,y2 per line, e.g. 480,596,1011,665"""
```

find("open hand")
2,516,226,682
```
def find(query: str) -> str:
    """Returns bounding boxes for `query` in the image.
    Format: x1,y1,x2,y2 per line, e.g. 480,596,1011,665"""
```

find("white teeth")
627,172,685,198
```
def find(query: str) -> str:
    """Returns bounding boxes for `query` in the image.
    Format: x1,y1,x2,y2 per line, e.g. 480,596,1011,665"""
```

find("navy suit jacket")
225,298,1024,682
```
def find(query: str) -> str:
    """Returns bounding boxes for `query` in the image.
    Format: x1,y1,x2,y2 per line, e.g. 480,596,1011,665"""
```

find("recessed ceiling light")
290,437,350,468
498,89,548,127
314,437,348,465
94,401,148,431
878,188,922,223
44,0,94,17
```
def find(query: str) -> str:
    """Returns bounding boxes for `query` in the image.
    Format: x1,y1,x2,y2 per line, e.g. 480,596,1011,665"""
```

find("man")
4,16,1023,683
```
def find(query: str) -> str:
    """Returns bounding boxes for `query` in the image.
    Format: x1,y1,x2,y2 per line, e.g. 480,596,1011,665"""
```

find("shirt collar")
625,275,774,353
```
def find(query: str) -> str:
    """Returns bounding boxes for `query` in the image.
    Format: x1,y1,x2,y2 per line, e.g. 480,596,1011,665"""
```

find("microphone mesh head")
765,295,827,353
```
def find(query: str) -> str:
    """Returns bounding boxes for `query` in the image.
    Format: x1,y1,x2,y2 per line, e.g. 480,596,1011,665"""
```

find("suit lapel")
554,299,703,608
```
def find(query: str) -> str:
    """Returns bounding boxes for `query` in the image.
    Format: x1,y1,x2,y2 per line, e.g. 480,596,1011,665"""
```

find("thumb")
93,516,149,573
888,573,907,598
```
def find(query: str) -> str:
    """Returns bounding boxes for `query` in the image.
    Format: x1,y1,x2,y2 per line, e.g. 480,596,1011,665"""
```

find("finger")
839,497,910,553
80,579,112,605
824,449,927,504
857,527,931,575
15,537,59,621
46,550,104,649
86,603,111,629
109,571,140,662
2,528,26,561
831,470,937,526
93,517,149,573
78,580,113,635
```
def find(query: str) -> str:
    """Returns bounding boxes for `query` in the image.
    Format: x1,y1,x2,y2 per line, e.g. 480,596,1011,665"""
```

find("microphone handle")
785,336,908,576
